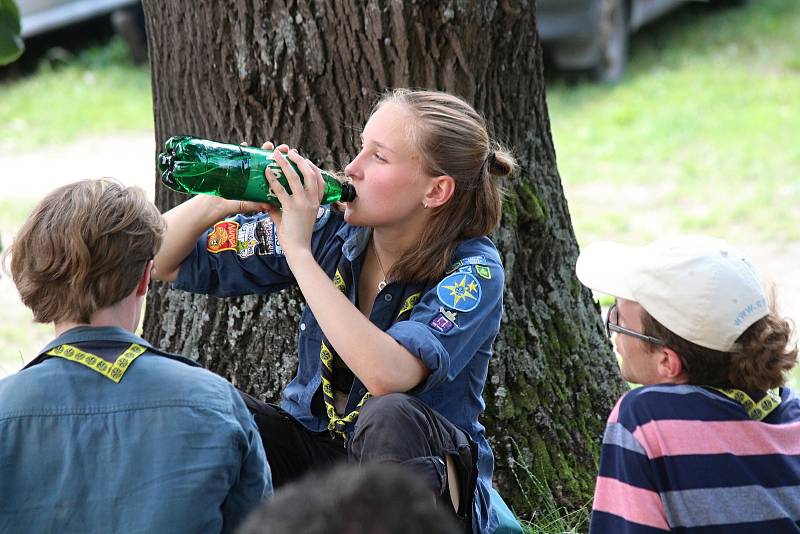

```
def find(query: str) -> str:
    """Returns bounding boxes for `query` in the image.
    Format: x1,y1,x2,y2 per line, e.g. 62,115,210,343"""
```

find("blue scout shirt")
175,208,504,534
0,326,271,534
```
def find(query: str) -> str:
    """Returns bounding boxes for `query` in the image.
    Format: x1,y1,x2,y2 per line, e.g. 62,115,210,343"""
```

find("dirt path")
3,132,156,200
0,133,797,379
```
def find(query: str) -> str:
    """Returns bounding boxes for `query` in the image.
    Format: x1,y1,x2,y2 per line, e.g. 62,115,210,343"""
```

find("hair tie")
487,150,496,168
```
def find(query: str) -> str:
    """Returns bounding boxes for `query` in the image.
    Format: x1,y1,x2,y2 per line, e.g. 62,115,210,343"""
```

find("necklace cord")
372,240,388,291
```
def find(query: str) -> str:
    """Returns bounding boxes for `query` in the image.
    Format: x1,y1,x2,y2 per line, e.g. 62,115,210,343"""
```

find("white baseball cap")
576,235,768,352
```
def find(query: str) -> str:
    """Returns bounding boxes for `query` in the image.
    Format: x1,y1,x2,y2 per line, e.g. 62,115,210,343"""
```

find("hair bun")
487,146,516,178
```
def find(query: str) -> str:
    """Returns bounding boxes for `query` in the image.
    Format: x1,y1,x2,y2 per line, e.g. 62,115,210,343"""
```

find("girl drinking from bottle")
153,89,516,534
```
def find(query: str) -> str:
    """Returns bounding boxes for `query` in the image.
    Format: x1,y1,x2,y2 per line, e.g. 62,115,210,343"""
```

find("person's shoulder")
622,383,708,403
777,386,800,422
138,353,221,383
444,237,503,285
0,365,44,411
433,237,504,312
135,353,241,407
452,236,501,265
613,384,722,427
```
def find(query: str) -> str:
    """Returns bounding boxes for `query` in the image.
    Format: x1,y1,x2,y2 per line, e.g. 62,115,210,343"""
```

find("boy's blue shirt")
0,325,271,534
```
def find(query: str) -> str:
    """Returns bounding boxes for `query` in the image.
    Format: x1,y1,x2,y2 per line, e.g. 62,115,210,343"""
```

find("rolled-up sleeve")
387,251,504,393
174,208,343,297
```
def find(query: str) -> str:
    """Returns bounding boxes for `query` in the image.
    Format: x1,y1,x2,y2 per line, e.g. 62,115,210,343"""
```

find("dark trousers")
240,392,477,531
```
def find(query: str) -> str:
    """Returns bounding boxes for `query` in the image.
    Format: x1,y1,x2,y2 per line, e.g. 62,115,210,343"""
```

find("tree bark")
141,0,627,518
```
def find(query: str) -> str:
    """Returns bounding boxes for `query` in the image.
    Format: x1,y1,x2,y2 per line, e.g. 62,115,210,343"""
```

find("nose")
344,150,364,180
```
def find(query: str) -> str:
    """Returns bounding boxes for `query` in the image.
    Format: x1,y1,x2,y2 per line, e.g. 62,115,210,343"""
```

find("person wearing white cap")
576,235,799,533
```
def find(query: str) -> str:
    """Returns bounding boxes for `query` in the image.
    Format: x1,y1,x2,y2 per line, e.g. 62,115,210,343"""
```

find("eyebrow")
359,134,396,154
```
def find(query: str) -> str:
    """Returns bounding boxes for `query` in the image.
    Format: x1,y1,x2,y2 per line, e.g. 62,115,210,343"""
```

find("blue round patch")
436,272,482,312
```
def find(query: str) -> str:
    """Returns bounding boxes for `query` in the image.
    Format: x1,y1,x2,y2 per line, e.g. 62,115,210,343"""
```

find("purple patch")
429,313,455,333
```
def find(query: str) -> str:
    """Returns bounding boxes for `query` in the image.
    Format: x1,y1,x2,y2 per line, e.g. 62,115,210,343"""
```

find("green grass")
498,437,590,533
0,37,152,151
518,470,590,534
547,0,800,244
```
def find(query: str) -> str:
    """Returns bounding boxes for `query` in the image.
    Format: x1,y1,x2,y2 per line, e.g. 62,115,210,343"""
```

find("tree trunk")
141,0,627,518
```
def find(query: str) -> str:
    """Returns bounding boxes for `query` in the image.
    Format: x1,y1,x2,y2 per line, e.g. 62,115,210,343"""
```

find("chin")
343,202,375,227
343,206,356,224
620,369,636,384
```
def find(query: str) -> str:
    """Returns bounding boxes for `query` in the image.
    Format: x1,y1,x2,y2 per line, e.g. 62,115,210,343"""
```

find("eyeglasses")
606,303,667,346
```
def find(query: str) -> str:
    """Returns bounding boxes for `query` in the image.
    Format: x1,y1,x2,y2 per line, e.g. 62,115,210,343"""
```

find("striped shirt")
590,384,800,533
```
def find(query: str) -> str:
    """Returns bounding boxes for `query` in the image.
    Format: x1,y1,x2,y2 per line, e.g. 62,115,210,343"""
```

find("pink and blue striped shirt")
590,384,800,533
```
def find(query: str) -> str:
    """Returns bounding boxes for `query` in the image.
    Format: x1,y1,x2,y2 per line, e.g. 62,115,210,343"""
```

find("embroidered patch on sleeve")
475,264,492,279
430,313,455,333
429,306,459,333
446,255,489,274
237,221,258,258
232,217,284,258
207,221,239,253
436,272,482,312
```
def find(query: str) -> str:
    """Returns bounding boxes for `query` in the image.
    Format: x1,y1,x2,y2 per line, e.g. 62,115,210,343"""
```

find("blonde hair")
4,178,165,323
378,89,516,284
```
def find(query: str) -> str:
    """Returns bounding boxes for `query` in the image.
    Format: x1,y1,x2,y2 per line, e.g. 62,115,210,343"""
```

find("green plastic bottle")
157,136,356,206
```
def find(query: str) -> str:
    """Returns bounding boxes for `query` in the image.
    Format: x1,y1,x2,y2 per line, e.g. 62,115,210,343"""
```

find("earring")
423,202,429,209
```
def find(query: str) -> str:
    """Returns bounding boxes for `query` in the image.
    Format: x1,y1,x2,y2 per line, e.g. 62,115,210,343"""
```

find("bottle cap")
340,182,357,202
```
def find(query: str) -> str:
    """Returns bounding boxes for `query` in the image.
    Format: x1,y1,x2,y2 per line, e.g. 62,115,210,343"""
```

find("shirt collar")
339,226,372,262
39,326,153,356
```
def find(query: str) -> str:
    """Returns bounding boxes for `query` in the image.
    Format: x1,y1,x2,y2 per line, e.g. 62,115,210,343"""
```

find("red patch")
206,221,239,253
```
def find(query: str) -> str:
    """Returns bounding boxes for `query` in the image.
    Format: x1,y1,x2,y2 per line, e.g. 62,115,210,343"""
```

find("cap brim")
576,241,642,301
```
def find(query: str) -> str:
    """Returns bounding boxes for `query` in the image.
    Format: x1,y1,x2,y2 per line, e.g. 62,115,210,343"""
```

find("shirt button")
300,323,306,331
358,388,366,396
384,294,393,302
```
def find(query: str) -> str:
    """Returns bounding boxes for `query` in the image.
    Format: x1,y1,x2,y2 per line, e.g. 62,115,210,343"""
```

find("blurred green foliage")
548,0,800,244
0,0,23,65
0,37,152,150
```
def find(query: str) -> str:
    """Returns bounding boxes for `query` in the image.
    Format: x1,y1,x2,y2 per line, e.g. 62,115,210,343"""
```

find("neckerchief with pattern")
44,343,146,383
320,255,422,441
710,387,782,421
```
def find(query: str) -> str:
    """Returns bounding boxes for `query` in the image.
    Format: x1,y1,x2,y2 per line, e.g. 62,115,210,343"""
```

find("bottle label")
206,221,240,253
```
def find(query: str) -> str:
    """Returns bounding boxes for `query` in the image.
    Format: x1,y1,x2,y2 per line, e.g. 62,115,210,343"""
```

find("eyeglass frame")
605,302,668,346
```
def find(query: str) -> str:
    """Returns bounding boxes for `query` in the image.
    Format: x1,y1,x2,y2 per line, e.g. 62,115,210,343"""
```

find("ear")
656,347,688,383
423,175,456,208
136,259,153,297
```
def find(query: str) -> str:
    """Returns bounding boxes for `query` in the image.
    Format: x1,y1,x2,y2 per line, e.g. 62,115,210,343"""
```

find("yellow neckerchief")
710,387,782,421
46,343,146,383
319,264,421,442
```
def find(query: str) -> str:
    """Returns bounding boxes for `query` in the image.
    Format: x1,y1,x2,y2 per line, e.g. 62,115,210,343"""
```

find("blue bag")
490,487,524,533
